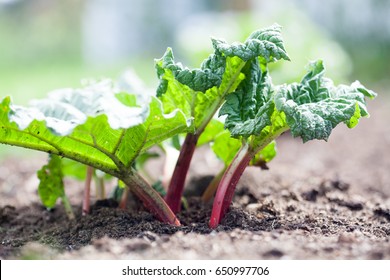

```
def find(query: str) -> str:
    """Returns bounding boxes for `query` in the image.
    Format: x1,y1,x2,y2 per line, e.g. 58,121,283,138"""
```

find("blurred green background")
0,0,389,156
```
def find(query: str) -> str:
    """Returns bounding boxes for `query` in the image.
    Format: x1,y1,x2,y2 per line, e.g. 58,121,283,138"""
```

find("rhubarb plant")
209,59,376,228
0,80,190,225
156,24,290,213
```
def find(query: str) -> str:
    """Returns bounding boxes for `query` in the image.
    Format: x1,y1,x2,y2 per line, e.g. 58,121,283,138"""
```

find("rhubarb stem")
82,166,94,215
209,142,253,228
165,133,198,213
122,171,180,226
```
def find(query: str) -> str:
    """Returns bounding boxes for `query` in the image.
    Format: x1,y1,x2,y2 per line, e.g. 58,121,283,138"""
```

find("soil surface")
0,95,389,260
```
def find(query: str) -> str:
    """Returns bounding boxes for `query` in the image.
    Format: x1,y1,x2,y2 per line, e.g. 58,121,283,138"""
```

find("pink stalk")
122,172,180,226
209,143,253,228
82,166,94,215
165,133,198,213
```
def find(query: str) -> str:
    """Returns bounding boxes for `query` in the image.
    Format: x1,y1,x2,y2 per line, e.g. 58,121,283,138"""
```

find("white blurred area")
1,0,389,84
78,0,390,82
82,0,203,65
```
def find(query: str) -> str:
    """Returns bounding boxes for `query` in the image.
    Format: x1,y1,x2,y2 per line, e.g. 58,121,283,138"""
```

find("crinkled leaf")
155,25,289,132
156,48,225,94
37,155,65,208
1,84,189,175
156,49,245,130
275,60,377,142
212,24,290,62
219,59,275,138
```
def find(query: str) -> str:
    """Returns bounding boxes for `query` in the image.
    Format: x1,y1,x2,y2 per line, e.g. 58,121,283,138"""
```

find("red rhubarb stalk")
122,172,180,226
165,133,198,213
209,143,253,228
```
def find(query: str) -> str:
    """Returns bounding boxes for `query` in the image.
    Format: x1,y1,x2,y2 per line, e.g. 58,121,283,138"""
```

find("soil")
0,95,389,260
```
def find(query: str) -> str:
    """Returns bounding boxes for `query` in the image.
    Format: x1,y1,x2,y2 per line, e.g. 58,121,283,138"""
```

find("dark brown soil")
0,95,390,260
0,192,280,259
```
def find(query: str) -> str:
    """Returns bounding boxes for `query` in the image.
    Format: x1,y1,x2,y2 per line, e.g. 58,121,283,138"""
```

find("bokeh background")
0,0,389,155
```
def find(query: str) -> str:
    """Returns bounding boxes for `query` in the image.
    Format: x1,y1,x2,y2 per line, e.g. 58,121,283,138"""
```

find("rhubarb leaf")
156,24,289,132
212,129,277,167
212,24,290,63
197,119,225,146
0,82,189,176
275,60,377,142
10,80,149,136
212,130,242,166
219,59,275,138
155,49,245,130
156,48,225,94
37,155,66,208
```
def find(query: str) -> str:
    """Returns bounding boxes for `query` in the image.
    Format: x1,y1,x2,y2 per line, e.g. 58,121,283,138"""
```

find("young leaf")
37,154,74,219
212,24,290,63
37,154,66,208
219,59,275,138
197,119,225,147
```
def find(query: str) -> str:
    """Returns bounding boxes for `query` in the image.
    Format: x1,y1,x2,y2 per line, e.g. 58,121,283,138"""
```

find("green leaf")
196,118,242,167
1,82,190,176
219,59,275,138
346,102,361,129
156,49,245,131
274,60,377,142
155,25,289,134
212,24,290,62
197,119,225,146
156,48,225,94
211,130,241,166
9,80,150,136
37,155,65,208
